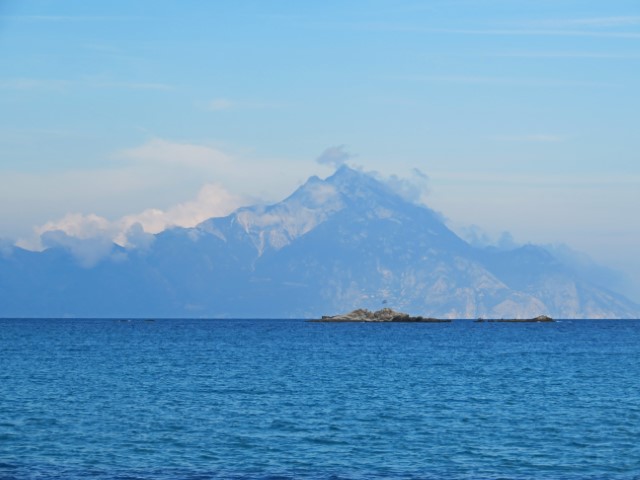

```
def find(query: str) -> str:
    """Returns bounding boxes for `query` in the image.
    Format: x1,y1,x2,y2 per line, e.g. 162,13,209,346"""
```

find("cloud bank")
2,136,327,247
18,182,245,266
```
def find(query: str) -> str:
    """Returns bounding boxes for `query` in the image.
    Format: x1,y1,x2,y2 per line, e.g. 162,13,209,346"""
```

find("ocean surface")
1,319,640,480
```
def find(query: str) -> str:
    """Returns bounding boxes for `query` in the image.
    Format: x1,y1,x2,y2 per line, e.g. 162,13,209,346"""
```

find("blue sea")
1,319,640,480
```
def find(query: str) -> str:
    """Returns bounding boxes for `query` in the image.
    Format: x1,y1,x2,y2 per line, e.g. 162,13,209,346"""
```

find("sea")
1,318,640,480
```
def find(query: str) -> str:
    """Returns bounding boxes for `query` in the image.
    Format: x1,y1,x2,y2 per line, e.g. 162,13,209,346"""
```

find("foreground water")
1,319,640,479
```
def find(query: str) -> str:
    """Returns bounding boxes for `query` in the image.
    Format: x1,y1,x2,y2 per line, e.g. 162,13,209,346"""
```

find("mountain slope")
1,166,638,318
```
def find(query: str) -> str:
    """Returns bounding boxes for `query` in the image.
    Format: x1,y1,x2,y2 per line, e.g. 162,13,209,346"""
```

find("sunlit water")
1,319,640,479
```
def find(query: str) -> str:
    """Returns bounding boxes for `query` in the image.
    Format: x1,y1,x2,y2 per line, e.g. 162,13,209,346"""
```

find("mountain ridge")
1,166,638,318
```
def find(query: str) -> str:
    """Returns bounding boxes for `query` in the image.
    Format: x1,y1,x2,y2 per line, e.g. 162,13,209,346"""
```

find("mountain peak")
323,165,399,203
326,164,374,185
330,163,362,178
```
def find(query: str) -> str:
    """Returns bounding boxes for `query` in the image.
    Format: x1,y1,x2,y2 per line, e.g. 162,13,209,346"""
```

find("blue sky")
1,0,639,299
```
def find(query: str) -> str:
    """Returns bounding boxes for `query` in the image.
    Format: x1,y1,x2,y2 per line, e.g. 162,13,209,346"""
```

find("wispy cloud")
90,81,173,91
0,78,173,91
302,20,640,39
536,16,640,28
425,27,640,39
206,97,284,111
0,78,70,90
118,138,231,168
488,134,567,143
488,51,640,60
209,98,235,111
397,74,619,88
0,15,140,22
430,171,640,188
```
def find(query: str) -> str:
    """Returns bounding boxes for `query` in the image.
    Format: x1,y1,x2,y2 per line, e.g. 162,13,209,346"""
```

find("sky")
0,0,639,300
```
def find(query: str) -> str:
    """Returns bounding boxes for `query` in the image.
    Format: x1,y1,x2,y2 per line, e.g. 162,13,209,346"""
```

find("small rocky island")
312,308,451,323
474,315,554,323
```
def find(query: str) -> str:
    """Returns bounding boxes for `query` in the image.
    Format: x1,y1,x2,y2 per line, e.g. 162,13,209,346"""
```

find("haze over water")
2,318,640,479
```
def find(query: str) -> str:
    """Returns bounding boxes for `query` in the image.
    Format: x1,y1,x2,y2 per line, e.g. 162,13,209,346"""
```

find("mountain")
1,165,638,318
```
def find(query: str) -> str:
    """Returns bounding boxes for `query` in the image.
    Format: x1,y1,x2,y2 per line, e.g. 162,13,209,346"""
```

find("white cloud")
10,139,247,252
380,168,430,204
316,145,355,168
35,213,112,240
39,230,116,268
19,182,244,254
119,182,243,236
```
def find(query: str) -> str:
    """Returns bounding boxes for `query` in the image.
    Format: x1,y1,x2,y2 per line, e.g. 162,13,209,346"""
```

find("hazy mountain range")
1,166,638,319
